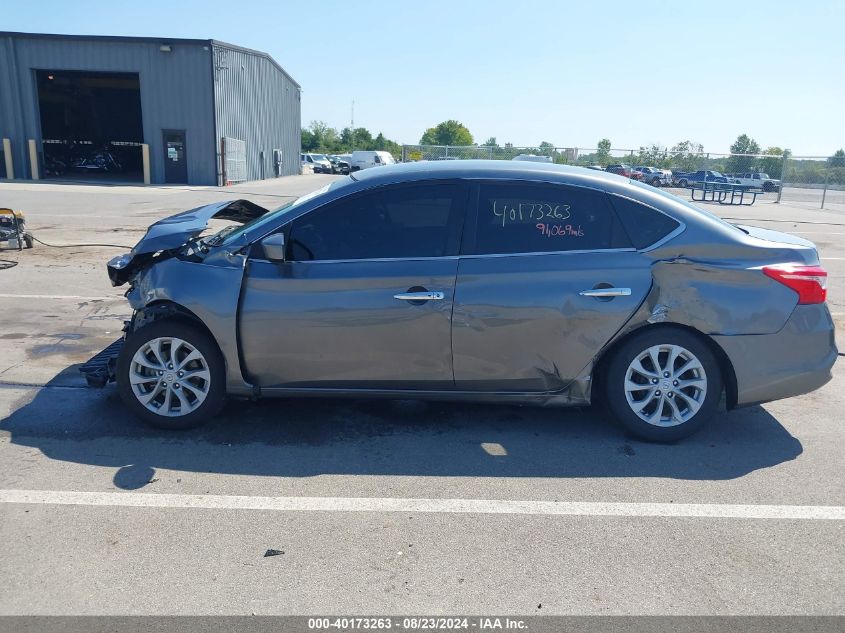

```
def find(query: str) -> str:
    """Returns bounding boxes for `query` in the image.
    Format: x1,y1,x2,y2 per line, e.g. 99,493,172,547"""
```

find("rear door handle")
393,291,445,301
579,288,632,298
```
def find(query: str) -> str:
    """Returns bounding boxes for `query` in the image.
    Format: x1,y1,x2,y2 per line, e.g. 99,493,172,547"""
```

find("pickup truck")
673,170,730,188
727,172,781,192
634,166,672,187
605,164,644,181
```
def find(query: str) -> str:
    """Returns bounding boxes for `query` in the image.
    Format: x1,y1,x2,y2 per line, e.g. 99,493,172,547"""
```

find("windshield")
220,178,352,246
312,154,328,161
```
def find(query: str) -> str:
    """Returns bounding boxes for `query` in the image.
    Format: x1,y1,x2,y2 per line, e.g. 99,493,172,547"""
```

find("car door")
238,181,468,389
452,181,654,392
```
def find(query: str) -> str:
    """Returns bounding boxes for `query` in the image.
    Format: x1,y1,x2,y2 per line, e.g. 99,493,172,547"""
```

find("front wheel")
604,328,722,442
651,177,661,187
117,319,226,429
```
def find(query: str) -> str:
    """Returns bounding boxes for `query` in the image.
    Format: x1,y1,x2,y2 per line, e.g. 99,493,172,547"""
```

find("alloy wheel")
623,343,708,427
129,337,211,417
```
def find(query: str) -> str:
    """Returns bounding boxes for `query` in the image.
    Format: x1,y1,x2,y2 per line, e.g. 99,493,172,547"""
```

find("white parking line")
0,293,122,301
1,489,842,520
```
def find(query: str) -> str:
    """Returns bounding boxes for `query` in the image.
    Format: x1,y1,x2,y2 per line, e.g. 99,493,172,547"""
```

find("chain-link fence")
398,145,845,210
780,155,845,210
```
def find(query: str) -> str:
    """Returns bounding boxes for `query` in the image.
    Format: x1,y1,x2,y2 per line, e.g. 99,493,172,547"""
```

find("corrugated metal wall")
212,42,301,183
0,33,218,184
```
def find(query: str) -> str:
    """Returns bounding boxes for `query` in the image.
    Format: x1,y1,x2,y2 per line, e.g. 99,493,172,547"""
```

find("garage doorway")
35,70,143,182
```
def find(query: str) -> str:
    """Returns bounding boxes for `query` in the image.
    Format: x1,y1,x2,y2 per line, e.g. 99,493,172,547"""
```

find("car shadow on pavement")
0,374,803,488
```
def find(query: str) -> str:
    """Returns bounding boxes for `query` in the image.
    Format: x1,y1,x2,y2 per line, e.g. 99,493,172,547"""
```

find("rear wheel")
678,178,688,188
604,327,722,442
117,319,226,429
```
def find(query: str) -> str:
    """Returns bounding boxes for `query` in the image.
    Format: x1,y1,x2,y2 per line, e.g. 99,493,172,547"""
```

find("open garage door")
36,70,144,182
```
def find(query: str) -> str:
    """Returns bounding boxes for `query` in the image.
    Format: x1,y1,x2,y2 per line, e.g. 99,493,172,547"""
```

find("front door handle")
579,287,632,298
393,291,445,301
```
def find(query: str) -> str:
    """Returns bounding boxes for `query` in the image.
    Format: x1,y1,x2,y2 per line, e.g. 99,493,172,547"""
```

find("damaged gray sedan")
91,161,836,441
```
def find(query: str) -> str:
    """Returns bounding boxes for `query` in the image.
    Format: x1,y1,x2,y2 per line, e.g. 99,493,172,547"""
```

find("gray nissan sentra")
96,161,836,441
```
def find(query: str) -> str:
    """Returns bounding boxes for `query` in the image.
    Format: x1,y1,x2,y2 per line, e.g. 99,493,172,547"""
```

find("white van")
350,150,396,171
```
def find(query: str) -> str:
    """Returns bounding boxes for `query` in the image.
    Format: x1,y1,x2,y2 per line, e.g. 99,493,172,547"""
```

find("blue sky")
6,0,844,155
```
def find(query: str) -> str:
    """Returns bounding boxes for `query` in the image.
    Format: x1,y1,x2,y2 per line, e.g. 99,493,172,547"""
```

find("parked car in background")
350,150,396,171
512,154,553,163
100,161,835,442
731,172,782,192
605,164,644,180
634,166,672,187
673,170,730,187
327,155,351,175
301,153,333,174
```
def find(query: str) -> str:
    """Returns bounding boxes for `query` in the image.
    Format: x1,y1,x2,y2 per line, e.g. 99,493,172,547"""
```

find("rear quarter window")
608,195,681,249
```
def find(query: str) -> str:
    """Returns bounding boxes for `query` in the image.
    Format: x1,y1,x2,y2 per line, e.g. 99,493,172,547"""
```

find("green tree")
372,132,402,158
636,144,669,167
340,126,374,151
670,140,704,171
483,137,498,147
596,138,612,165
828,149,845,167
301,128,317,152
420,120,474,146
758,147,785,178
726,134,761,173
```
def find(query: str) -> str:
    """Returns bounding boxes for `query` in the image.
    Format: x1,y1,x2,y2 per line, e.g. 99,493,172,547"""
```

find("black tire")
117,319,226,430
23,233,33,249
763,182,774,192
604,327,722,442
678,179,688,188
651,177,661,187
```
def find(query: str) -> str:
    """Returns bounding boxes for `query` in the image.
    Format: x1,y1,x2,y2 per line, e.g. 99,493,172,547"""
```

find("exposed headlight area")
107,252,134,270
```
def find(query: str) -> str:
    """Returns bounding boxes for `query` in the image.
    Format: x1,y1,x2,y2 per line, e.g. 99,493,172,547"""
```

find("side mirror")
261,233,286,262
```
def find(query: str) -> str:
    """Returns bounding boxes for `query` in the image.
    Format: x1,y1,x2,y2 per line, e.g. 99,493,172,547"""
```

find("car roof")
350,159,629,187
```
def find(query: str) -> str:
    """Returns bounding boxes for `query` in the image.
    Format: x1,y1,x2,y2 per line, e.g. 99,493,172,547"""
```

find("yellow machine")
0,209,33,250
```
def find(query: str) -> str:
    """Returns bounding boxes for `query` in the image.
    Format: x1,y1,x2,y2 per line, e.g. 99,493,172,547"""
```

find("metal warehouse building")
0,31,301,185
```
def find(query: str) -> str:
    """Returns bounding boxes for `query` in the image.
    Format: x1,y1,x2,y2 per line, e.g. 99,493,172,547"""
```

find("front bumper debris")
78,338,124,388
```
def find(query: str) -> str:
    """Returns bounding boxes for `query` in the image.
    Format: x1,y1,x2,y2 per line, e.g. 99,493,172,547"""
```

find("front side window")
471,183,630,255
288,183,465,261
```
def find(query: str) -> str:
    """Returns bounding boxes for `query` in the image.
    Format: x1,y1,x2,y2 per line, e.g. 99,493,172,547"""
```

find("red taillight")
762,264,828,304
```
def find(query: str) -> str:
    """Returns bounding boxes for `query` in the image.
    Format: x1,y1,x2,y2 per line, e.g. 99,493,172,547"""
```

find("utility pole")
350,99,355,151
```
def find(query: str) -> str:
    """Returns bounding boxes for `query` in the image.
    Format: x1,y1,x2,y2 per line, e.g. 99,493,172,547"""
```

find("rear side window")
608,195,681,249
471,183,630,255
289,183,465,261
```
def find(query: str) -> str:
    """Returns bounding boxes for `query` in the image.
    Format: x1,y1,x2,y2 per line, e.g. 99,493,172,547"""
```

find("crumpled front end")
106,199,268,287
